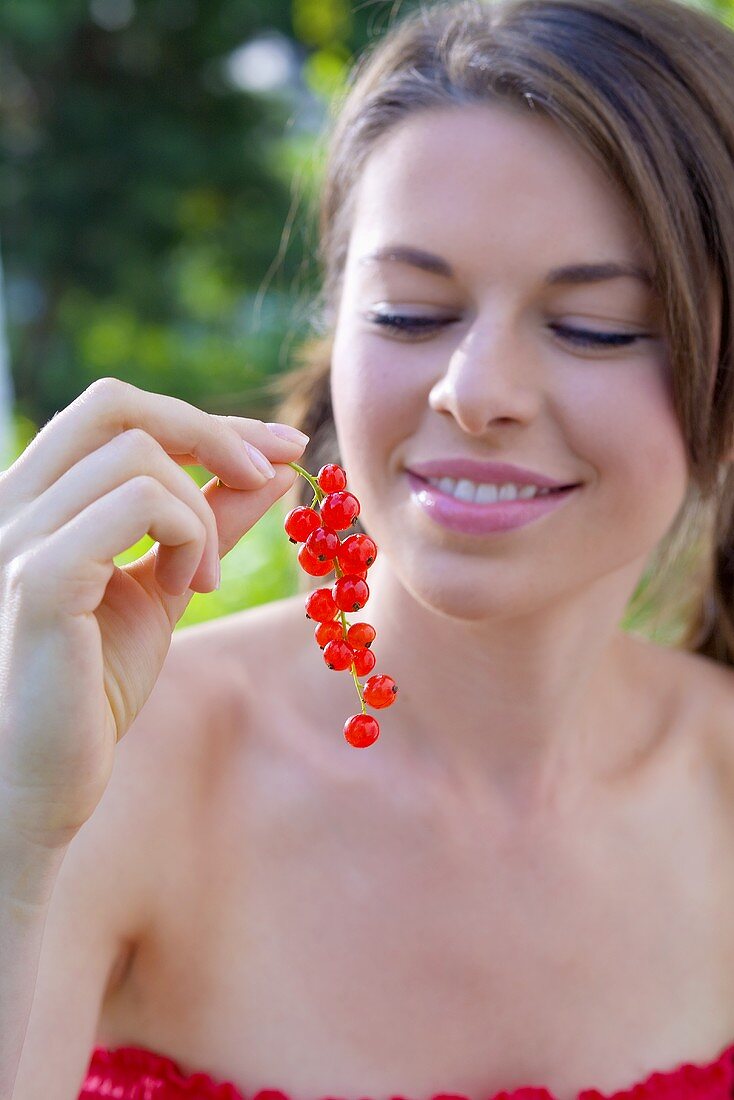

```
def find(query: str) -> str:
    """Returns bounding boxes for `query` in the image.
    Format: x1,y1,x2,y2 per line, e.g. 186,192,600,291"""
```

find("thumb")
206,461,300,559
126,462,300,621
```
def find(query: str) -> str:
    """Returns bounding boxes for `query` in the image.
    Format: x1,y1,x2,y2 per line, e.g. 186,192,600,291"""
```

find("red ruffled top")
79,1040,734,1100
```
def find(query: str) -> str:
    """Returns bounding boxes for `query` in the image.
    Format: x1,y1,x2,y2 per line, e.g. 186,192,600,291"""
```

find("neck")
357,554,661,822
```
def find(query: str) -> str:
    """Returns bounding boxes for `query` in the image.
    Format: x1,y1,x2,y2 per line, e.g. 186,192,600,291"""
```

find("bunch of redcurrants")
284,462,398,748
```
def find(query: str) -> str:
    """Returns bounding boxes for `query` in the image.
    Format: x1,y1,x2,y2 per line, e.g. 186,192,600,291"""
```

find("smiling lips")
406,471,581,534
406,457,580,490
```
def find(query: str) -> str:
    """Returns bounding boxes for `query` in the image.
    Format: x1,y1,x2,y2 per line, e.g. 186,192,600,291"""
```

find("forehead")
347,103,654,282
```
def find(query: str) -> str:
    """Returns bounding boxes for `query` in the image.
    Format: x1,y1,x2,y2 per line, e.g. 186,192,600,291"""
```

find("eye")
549,323,645,349
364,311,451,337
365,312,646,348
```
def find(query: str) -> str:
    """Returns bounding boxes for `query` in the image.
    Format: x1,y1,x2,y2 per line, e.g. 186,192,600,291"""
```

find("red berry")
333,574,369,612
304,525,340,561
346,622,376,649
323,639,355,671
352,647,376,677
284,506,321,543
315,620,343,648
320,491,360,531
344,713,380,748
305,588,338,622
317,464,347,493
363,674,398,709
337,534,377,573
297,544,335,577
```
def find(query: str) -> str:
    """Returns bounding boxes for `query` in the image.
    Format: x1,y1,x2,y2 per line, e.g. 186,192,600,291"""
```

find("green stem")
289,461,367,715
288,460,323,509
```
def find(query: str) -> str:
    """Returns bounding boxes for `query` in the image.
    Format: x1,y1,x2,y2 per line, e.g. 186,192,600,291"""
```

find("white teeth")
476,483,500,504
425,477,555,503
452,478,480,502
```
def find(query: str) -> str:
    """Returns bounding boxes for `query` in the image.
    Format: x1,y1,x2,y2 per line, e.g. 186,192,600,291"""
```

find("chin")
396,561,565,624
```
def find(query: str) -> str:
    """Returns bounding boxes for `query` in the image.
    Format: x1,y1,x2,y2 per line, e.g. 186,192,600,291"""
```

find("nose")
428,329,541,435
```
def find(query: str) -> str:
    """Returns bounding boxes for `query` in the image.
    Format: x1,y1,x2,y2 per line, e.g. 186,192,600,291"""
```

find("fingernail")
265,423,310,446
245,441,276,478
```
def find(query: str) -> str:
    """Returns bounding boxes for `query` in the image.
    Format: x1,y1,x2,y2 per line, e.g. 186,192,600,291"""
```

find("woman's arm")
6,626,213,1100
0,830,68,1099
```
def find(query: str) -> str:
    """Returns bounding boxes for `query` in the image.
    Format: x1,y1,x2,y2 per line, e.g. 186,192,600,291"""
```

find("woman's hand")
0,377,306,851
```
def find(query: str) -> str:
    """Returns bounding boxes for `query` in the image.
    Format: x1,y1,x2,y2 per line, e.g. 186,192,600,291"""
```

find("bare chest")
97,635,734,1100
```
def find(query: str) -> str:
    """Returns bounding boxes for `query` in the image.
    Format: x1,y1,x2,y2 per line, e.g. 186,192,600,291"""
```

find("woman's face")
330,103,689,622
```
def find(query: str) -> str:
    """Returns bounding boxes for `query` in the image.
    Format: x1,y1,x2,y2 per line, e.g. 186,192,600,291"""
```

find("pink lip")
407,458,579,489
406,472,580,534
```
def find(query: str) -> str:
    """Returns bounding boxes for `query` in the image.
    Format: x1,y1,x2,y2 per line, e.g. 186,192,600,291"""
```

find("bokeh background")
0,0,732,634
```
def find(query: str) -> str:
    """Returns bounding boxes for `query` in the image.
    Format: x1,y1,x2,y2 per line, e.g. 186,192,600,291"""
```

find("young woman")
3,0,734,1097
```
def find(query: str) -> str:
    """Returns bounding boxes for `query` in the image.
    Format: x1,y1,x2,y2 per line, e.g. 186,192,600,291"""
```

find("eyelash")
365,313,643,349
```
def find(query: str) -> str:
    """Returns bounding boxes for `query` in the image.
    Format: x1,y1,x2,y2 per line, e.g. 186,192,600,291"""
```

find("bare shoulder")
622,630,734,720
90,596,306,1010
173,591,308,688
161,589,368,852
169,591,310,751
93,609,250,982
166,591,321,784
111,593,313,943
636,635,734,820
136,590,312,834
124,594,307,830
615,631,734,792
689,646,734,801
93,601,301,985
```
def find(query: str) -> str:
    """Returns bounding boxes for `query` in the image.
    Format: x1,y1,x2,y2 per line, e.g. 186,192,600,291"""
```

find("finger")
3,428,225,593
12,476,208,621
125,463,301,610
200,463,300,562
0,377,308,511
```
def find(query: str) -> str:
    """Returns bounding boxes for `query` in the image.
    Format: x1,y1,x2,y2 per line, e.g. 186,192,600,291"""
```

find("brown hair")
269,0,734,662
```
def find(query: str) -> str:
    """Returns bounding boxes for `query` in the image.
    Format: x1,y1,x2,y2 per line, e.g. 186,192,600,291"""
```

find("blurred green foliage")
1,0,295,421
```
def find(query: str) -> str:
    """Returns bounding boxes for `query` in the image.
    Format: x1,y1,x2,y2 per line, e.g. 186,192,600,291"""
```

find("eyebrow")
358,245,654,289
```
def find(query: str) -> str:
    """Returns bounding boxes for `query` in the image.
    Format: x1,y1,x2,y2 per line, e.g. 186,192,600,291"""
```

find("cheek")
330,340,416,469
566,359,689,521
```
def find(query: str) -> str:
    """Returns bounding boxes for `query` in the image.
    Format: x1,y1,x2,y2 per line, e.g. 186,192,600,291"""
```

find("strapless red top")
78,1040,734,1100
